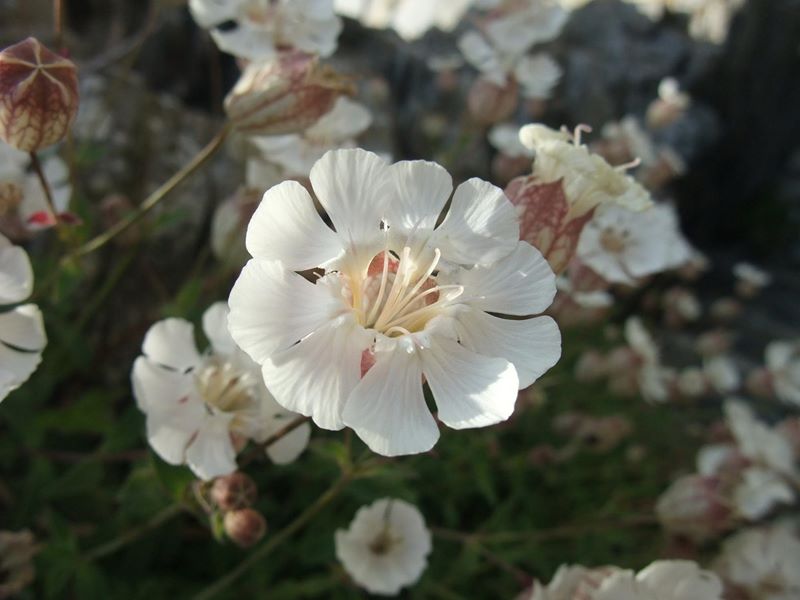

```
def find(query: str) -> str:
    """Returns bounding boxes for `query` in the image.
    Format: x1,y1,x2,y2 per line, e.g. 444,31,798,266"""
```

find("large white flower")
252,97,372,177
228,148,561,456
335,0,473,41
765,340,800,406
131,302,310,480
713,524,800,600
335,498,431,596
577,203,692,285
0,234,46,402
189,0,342,60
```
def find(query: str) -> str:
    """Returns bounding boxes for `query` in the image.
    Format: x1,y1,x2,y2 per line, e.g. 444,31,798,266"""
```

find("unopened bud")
211,472,258,512
467,77,517,125
225,50,352,136
0,38,79,151
224,508,267,548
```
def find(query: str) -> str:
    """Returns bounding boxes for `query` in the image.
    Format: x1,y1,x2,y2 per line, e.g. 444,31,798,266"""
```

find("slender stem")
54,0,64,50
63,126,229,263
192,474,352,600
84,504,183,562
28,151,59,224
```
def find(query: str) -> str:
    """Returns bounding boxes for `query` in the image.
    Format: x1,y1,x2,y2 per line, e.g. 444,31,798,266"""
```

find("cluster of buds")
0,38,78,152
207,472,267,549
224,50,353,136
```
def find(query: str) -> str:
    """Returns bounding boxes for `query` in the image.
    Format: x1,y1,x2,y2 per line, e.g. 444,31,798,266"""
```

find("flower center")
195,357,258,414
351,246,463,338
599,228,628,254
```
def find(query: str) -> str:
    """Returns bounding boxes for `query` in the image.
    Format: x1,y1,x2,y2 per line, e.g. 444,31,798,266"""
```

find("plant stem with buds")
84,504,184,562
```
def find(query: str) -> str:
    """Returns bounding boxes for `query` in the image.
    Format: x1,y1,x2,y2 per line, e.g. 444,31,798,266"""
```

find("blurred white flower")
0,234,46,402
489,123,536,159
734,262,771,298
228,148,561,456
624,317,674,403
713,524,800,600
335,498,431,596
733,467,794,520
252,97,372,176
724,398,797,478
646,78,691,129
131,302,310,480
592,560,723,600
656,474,733,542
703,356,739,394
335,0,473,40
765,340,800,406
577,204,692,285
189,0,342,60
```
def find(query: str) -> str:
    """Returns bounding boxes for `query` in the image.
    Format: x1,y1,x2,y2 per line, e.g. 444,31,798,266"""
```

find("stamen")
573,124,592,146
365,241,391,325
615,157,641,172
382,284,464,331
382,248,442,325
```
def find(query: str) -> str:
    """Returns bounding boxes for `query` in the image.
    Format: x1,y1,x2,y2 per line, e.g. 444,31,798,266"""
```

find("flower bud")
224,508,267,548
225,50,353,136
211,472,258,512
656,475,733,542
467,77,517,126
0,38,79,152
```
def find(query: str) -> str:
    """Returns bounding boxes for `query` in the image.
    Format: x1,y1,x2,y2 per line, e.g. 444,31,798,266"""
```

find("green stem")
84,504,183,562
63,126,229,264
28,151,59,224
192,474,352,600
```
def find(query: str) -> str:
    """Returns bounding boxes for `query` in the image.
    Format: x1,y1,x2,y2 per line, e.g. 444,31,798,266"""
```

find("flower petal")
342,343,439,456
433,177,519,266
228,259,344,362
386,159,452,236
422,337,518,429
131,357,204,425
0,238,33,304
245,180,343,270
142,318,202,372
455,311,561,389
265,420,311,465
188,0,240,27
457,241,556,315
201,302,236,357
0,303,45,351
262,315,372,430
309,148,391,250
185,414,238,480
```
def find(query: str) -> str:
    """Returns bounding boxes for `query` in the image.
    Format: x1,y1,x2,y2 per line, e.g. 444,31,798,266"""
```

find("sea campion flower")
252,96,372,177
0,37,78,152
224,50,353,136
334,0,473,41
131,302,310,480
228,148,561,456
0,233,46,402
335,498,431,596
189,0,342,61
576,203,692,285
506,124,653,274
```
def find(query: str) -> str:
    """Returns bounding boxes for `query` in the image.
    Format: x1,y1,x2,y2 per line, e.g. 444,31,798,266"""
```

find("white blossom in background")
765,340,800,406
703,355,739,394
228,148,561,456
713,524,800,600
733,261,771,297
252,97,372,176
335,0,473,41
522,560,722,600
131,302,310,480
459,0,566,100
623,0,744,43
335,498,431,595
0,234,46,402
189,0,343,61
577,203,692,285
624,317,674,402
489,123,536,159
0,141,72,231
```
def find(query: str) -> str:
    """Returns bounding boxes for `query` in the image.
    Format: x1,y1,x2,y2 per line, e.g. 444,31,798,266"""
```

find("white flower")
0,234,46,402
555,275,614,309
724,398,797,477
766,340,800,406
714,524,800,600
189,0,343,60
228,148,561,456
483,0,568,54
592,560,723,600
624,317,674,403
252,97,372,176
131,302,310,480
335,498,431,596
733,467,794,520
335,0,473,41
703,356,739,394
488,123,535,159
519,124,653,216
576,203,692,285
